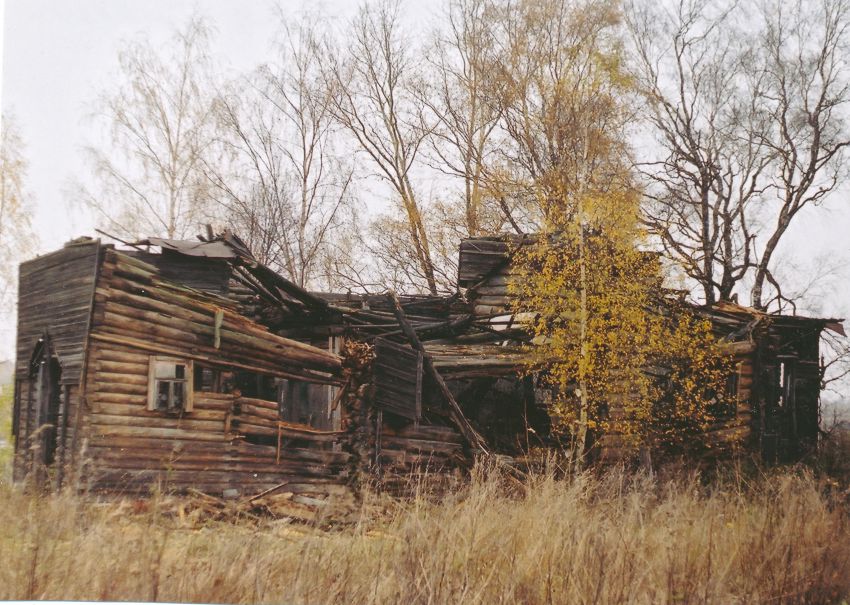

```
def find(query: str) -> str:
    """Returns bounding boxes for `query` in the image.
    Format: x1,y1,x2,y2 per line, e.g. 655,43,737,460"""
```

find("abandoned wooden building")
10,233,844,496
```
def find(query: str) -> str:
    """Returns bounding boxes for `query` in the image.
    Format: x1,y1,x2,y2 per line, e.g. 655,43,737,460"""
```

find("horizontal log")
88,346,151,366
381,423,462,442
93,371,149,387
94,359,149,375
481,274,517,287
88,382,148,397
720,341,756,355
86,436,237,453
474,285,511,296
195,391,234,401
238,403,279,423
233,419,343,444
91,412,226,433
93,402,226,422
232,441,349,463
379,455,458,470
473,304,511,316
380,436,463,454
474,295,513,307
91,454,347,477
237,397,278,411
86,392,147,406
90,424,229,442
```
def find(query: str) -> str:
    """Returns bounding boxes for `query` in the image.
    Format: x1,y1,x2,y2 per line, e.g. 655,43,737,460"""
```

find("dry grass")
0,466,849,604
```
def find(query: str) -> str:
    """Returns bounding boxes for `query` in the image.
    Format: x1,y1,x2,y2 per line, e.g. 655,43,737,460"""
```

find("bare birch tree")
627,0,850,310
80,17,217,240
420,0,505,237
0,114,38,354
749,0,850,311
326,0,440,295
207,16,355,289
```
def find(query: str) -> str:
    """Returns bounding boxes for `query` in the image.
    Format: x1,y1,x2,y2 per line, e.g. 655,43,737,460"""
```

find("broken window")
148,357,193,412
278,378,338,430
194,365,223,393
234,371,277,400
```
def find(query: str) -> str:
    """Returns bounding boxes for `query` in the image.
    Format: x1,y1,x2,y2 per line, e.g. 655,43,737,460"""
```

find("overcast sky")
3,0,326,245
2,0,850,365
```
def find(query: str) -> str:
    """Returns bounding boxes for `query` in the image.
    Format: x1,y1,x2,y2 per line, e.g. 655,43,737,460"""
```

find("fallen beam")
387,292,490,455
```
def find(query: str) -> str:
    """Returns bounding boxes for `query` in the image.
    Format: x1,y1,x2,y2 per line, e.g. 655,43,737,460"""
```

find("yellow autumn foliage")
511,190,733,460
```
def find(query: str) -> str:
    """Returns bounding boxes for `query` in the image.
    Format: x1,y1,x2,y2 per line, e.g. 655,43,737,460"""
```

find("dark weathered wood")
373,337,423,421
387,292,489,454
15,241,101,382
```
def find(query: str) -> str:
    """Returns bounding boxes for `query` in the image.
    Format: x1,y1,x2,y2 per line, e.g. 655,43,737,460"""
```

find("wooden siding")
15,240,100,383
373,337,423,421
13,240,98,485
13,379,83,485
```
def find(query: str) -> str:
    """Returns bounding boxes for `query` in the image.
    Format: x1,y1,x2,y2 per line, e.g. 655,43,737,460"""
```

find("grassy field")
0,464,849,604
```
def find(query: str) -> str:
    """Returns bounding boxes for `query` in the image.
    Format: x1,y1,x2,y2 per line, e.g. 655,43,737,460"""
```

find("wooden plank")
373,337,423,421
387,293,488,453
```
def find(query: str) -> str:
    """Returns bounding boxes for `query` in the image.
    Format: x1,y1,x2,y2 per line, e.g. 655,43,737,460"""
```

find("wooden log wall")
126,250,232,296
79,249,351,496
458,238,519,316
93,249,342,383
376,421,466,494
597,344,757,461
83,339,349,496
428,343,528,379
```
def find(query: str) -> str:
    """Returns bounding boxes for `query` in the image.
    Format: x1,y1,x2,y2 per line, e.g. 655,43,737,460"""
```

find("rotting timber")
10,232,844,498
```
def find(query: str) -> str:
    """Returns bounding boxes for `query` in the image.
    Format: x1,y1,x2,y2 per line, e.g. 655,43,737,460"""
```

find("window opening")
194,365,222,393
148,357,193,412
277,378,337,430
234,371,276,400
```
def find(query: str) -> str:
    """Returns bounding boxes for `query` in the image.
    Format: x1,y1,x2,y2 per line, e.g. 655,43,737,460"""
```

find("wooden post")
214,309,224,349
276,422,283,464
386,292,490,455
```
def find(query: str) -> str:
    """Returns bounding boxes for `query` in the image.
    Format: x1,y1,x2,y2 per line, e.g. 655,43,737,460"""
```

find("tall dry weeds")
0,467,848,604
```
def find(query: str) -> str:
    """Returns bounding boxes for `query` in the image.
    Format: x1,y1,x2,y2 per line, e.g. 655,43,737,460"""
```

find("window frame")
147,356,194,413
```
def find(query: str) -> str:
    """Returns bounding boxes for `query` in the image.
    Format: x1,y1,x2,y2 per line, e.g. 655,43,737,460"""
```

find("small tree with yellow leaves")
513,223,733,467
